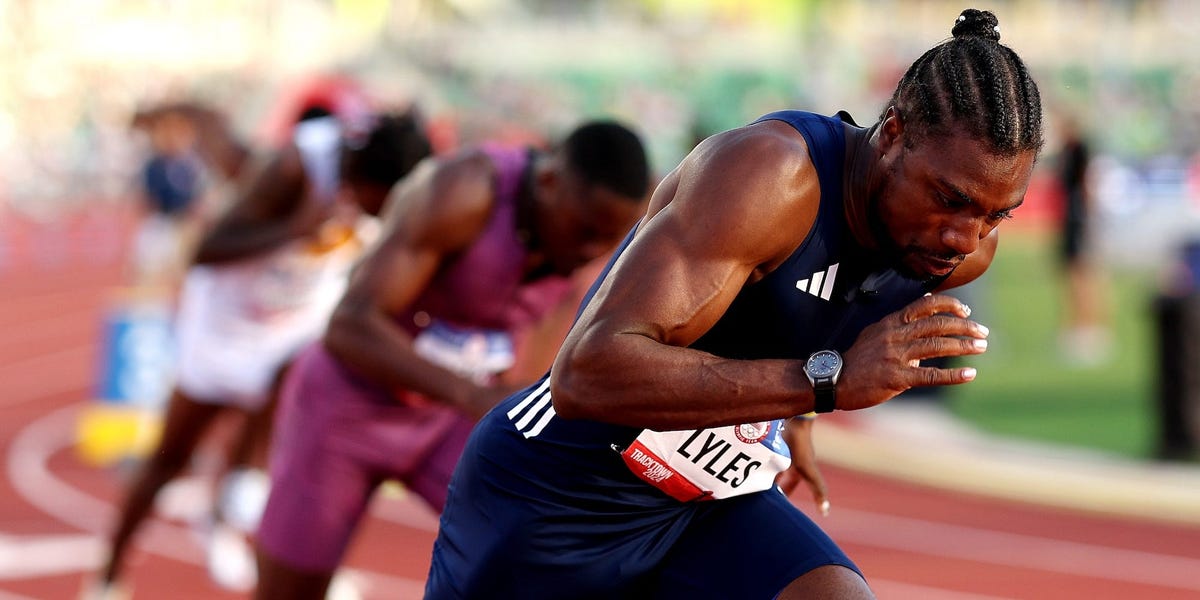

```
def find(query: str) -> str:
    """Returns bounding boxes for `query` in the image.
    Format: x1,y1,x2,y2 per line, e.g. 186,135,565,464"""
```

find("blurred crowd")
0,1,1197,597
3,1,1200,242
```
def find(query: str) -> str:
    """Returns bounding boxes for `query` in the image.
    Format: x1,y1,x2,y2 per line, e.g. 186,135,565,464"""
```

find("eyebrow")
939,178,1024,212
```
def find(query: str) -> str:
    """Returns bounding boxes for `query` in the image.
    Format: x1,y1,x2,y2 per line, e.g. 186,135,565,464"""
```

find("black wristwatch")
804,350,843,413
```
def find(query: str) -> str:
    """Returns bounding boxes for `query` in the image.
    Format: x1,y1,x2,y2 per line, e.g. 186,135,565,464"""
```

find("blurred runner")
253,120,651,600
88,102,433,599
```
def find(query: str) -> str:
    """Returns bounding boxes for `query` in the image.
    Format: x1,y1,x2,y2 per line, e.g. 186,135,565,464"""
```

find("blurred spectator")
1055,115,1111,366
129,108,204,289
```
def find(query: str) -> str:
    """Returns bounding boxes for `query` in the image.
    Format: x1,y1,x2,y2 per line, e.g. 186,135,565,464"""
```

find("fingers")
908,335,988,361
776,462,830,516
803,467,830,517
897,293,972,324
904,314,990,340
909,365,978,387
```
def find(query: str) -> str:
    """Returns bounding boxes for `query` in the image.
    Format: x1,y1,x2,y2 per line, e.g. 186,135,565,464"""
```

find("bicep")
583,207,759,347
341,230,443,318
341,157,491,316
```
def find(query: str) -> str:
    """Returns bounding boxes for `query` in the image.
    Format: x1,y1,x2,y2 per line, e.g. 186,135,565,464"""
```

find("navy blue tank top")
691,110,941,358
466,110,943,509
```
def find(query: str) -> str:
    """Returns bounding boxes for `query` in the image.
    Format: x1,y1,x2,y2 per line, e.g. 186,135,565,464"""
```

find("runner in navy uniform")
429,9,1044,599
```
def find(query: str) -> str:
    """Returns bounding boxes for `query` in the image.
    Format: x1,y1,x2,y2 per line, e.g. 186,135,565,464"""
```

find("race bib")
412,320,515,384
619,419,792,502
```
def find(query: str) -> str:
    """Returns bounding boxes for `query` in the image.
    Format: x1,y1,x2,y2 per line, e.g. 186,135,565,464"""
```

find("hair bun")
952,9,1001,42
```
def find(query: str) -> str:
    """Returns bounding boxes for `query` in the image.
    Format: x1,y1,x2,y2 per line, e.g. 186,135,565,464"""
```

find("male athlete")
427,9,1043,599
94,107,432,597
253,120,651,600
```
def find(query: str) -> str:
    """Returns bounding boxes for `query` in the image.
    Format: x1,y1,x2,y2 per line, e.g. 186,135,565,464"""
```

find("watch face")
806,350,842,378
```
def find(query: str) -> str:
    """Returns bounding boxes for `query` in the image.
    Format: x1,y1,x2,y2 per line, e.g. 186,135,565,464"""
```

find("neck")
516,150,554,282
515,150,541,252
841,122,882,250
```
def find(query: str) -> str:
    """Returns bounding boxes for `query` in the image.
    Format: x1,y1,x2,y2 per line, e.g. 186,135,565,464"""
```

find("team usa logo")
734,421,772,444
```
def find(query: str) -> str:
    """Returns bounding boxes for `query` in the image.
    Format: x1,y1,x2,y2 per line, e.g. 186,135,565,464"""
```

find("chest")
693,240,931,360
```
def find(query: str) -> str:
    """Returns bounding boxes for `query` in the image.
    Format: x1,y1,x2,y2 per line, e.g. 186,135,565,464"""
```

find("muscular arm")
550,123,825,430
191,146,318,265
551,122,989,431
322,152,496,410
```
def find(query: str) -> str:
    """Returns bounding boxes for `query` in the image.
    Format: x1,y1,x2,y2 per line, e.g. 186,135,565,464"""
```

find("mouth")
916,254,961,277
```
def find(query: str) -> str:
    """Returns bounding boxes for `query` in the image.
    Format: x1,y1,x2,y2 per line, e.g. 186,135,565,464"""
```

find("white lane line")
0,533,102,579
0,588,40,600
6,401,422,593
12,402,1200,594
826,507,1200,592
868,579,1016,600
6,403,202,570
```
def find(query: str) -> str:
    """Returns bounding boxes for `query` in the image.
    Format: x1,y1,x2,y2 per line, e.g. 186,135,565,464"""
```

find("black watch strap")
813,381,836,413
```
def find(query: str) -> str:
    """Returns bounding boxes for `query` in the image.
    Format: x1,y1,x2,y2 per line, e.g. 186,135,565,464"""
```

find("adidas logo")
507,378,556,439
795,263,839,300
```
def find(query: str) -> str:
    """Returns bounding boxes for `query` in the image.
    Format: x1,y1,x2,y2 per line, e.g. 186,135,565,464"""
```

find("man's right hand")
836,294,989,411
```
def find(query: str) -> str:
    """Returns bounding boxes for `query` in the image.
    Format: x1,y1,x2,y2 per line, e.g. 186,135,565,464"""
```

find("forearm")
323,307,476,407
550,332,815,430
192,220,309,264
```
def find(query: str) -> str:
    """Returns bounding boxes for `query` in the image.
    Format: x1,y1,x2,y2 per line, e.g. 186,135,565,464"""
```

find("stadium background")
3,1,1200,598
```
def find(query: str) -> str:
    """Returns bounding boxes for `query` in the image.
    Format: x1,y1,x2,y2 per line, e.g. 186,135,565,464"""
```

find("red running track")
3,213,1200,600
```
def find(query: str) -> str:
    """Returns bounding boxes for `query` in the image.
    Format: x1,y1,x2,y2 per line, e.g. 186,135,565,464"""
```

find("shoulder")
682,121,819,217
427,147,498,220
692,120,819,211
647,120,822,271
380,147,497,252
692,120,813,176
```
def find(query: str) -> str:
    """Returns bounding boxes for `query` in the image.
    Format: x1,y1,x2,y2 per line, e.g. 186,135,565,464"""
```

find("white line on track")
5,401,430,596
9,402,1200,595
827,507,1200,592
0,589,40,600
0,533,101,579
6,403,201,570
868,580,1016,600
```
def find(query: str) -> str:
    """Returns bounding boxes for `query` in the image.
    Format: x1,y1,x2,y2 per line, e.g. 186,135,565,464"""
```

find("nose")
941,216,985,257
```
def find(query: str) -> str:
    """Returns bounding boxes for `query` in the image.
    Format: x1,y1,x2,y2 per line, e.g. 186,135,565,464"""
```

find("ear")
878,106,906,153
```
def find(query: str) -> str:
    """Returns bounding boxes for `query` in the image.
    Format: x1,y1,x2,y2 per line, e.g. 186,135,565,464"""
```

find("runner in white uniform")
174,116,367,411
91,108,431,599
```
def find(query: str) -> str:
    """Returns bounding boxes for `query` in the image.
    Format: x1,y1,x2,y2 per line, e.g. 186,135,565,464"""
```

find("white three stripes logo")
507,378,556,438
796,263,839,301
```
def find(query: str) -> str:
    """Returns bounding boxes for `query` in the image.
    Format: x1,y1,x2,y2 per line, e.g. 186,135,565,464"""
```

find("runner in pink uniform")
91,106,433,599
254,120,652,600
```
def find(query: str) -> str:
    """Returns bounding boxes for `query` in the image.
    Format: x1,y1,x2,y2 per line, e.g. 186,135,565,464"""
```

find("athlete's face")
539,169,646,276
872,131,1036,280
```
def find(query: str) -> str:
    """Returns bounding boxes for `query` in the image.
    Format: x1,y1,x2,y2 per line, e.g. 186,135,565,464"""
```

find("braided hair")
884,8,1043,156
